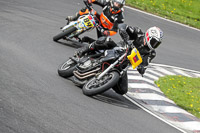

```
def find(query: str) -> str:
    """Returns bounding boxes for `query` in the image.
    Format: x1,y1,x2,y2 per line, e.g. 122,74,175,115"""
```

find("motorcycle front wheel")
53,26,77,42
82,71,120,96
58,58,77,78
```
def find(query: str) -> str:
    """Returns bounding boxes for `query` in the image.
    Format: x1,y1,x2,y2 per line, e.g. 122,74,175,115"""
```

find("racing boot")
81,36,96,44
66,12,80,25
76,42,95,57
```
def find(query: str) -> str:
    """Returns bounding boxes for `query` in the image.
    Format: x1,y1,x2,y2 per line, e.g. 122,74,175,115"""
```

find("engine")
73,59,101,80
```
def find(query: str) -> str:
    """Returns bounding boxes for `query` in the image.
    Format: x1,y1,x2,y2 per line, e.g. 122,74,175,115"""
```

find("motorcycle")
53,1,100,42
57,39,143,96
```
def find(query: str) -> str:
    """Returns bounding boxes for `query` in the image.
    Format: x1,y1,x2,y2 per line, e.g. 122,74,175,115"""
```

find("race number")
83,18,94,27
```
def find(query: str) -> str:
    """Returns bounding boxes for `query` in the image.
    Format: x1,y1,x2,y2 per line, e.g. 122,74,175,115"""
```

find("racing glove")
88,0,92,3
84,0,92,6
119,29,129,42
103,30,110,36
127,26,143,35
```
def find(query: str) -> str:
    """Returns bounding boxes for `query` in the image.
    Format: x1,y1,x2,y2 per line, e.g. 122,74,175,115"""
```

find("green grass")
126,0,200,29
155,75,200,118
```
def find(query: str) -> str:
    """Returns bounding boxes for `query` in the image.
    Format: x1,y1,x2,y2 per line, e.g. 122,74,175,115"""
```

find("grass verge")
155,75,200,118
126,0,200,29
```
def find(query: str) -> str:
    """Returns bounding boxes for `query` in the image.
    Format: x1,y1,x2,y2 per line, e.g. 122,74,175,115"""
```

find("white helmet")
145,27,163,50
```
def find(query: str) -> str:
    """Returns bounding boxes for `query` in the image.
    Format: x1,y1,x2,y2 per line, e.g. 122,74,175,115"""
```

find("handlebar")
83,0,92,11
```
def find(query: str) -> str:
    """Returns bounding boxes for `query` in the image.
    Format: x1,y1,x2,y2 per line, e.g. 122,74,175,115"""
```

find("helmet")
145,27,163,50
110,0,125,13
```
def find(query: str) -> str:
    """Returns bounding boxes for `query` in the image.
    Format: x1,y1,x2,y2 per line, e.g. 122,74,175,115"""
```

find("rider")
113,24,163,95
76,24,163,95
66,0,125,42
78,24,163,73
119,24,164,76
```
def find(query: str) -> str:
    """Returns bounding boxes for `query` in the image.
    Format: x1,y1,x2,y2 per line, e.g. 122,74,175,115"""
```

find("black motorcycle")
58,40,143,96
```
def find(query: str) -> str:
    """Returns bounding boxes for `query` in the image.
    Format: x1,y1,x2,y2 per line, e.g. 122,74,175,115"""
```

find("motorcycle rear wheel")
82,71,120,96
58,58,77,78
53,26,77,42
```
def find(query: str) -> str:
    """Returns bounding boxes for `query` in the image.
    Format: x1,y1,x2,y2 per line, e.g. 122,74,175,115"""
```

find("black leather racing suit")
119,24,156,75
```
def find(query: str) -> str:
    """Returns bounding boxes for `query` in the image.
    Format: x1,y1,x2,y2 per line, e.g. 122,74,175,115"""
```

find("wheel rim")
61,59,74,70
86,73,113,90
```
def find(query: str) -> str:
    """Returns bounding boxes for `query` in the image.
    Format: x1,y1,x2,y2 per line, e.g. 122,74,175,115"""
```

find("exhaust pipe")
74,71,96,79
73,67,101,79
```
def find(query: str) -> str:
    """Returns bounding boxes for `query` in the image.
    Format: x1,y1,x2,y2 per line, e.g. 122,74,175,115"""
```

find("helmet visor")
114,1,123,8
150,38,161,49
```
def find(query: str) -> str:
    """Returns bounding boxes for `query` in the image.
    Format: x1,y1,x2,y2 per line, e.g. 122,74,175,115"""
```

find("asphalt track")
0,0,199,133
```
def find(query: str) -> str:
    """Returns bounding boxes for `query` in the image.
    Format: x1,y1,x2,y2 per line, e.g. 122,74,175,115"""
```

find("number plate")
127,48,143,69
83,17,94,28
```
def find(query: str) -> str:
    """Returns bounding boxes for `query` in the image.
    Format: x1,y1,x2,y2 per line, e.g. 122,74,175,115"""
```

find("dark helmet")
110,0,125,13
144,26,163,50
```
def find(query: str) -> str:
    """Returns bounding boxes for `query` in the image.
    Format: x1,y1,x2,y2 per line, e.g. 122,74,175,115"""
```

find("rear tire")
53,27,77,42
82,71,120,96
58,58,77,78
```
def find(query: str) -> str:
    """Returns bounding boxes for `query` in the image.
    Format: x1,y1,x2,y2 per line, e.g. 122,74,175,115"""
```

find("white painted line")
124,95,187,133
150,105,192,116
150,63,200,74
155,66,176,75
144,73,159,80
171,121,200,131
181,121,200,130
192,73,200,77
127,71,139,74
128,75,154,84
128,71,159,80
128,83,163,94
124,6,200,32
172,69,192,77
127,92,175,104
128,83,154,88
128,67,137,70
146,69,165,77
128,83,163,93
126,63,200,133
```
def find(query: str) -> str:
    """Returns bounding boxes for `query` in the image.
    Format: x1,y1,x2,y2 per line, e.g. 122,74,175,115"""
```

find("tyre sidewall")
53,27,77,41
82,71,120,96
58,59,77,78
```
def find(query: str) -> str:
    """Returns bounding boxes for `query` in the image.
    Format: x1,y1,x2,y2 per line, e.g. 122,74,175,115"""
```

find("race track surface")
0,0,199,133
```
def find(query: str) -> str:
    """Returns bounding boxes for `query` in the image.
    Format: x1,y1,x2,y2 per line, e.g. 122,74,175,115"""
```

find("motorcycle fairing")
61,14,98,38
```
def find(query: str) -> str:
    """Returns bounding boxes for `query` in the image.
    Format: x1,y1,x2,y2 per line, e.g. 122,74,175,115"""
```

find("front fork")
97,53,127,80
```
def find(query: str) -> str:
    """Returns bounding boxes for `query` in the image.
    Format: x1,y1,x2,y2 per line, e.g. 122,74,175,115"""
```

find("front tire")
82,71,120,96
53,27,77,42
58,58,77,78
